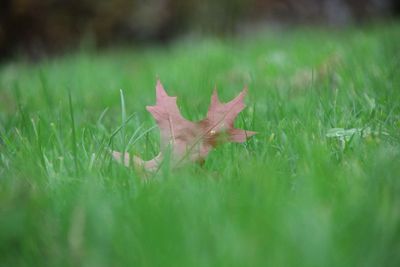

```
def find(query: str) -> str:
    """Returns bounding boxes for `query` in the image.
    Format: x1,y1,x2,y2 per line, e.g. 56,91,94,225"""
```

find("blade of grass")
68,90,79,176
119,89,128,163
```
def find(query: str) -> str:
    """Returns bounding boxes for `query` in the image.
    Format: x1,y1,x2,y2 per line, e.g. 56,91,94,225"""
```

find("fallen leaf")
113,80,256,171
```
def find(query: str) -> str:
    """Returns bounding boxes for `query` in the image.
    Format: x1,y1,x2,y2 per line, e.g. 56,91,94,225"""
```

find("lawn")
0,23,400,267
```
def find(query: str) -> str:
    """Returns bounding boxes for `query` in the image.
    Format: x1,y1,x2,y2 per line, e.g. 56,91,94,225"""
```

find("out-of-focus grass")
0,24,400,267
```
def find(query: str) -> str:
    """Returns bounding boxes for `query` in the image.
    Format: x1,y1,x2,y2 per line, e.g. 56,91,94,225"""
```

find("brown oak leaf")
113,80,256,171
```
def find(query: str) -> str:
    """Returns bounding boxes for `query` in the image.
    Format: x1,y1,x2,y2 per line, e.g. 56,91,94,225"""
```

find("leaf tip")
211,87,220,105
156,79,168,99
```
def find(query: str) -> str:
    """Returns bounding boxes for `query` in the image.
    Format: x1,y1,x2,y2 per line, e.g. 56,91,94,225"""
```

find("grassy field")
1,23,400,267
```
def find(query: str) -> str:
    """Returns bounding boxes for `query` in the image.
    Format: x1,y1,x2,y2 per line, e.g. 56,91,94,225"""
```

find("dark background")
0,0,398,60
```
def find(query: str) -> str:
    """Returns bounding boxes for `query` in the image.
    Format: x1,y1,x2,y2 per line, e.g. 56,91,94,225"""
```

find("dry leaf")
113,80,256,171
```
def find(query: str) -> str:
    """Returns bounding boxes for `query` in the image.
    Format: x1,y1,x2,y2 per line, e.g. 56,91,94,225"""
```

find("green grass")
1,24,400,267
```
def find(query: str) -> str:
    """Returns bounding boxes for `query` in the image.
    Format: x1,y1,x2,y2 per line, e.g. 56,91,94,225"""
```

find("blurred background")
0,0,399,60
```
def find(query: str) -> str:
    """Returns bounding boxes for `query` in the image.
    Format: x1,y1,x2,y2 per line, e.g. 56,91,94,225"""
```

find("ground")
0,23,399,267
